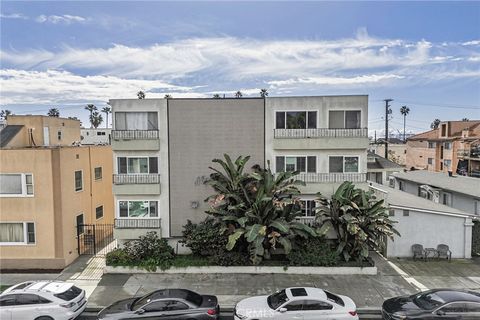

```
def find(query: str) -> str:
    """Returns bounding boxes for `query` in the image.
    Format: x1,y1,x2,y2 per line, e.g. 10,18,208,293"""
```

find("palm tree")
0,109,12,120
90,111,103,129
101,106,111,128
430,118,441,129
212,94,221,99
137,91,146,99
400,106,410,142
164,94,172,99
47,108,60,117
259,89,268,98
462,118,470,121
84,104,97,128
235,91,243,98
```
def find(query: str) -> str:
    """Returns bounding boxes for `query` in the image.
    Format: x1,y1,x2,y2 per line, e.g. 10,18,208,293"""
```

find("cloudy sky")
1,1,479,133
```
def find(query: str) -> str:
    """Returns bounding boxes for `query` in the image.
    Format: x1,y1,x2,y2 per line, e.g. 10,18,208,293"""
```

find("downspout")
89,146,93,223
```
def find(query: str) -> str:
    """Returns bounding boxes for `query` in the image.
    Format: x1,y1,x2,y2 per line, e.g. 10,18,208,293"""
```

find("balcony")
295,172,367,183
295,216,316,227
272,128,369,150
114,218,162,241
112,174,161,195
111,130,160,151
457,147,480,159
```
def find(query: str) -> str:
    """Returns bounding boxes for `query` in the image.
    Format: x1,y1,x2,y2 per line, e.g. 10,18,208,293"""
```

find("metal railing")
114,218,161,229
113,174,160,184
112,130,159,140
294,217,316,226
294,172,367,183
457,148,480,159
274,128,368,139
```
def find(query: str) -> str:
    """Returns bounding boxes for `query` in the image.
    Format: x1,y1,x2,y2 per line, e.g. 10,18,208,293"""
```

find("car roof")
433,290,480,303
148,289,199,301
286,287,327,301
2,281,74,295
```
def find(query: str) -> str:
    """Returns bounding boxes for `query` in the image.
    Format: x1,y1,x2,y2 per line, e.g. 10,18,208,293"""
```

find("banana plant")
205,154,319,265
315,181,400,262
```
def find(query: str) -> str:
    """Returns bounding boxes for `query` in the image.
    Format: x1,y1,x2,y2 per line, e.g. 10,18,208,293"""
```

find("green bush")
105,248,132,266
287,237,338,267
181,218,227,256
208,250,250,266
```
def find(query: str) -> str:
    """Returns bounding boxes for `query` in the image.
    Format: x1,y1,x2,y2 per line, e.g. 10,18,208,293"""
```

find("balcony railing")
294,172,367,183
114,218,161,229
457,148,480,159
112,130,159,140
295,217,316,227
274,128,368,139
113,174,161,185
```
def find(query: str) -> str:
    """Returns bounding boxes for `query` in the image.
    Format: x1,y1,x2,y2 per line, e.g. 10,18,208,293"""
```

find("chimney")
462,128,469,138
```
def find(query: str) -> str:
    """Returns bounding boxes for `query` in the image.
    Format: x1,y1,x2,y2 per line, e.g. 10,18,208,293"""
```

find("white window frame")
298,199,316,218
74,170,83,192
117,200,159,219
275,155,317,173
328,155,360,173
95,205,104,220
0,222,36,246
116,156,158,174
275,110,318,129
327,109,362,129
0,173,34,197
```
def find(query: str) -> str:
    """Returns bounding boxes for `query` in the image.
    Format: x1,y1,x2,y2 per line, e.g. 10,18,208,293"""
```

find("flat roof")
109,94,368,102
370,183,472,217
392,170,480,198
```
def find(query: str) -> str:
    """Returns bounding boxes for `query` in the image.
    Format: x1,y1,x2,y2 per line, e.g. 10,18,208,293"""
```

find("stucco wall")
406,140,436,171
168,98,265,237
387,208,472,259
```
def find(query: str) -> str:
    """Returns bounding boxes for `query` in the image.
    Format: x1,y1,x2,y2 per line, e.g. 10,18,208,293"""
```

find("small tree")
316,182,400,262
260,88,268,98
0,109,12,120
164,94,172,99
212,94,221,99
462,118,470,121
137,91,146,99
47,108,60,117
90,111,103,129
235,91,243,98
101,106,111,128
430,118,441,129
400,106,410,142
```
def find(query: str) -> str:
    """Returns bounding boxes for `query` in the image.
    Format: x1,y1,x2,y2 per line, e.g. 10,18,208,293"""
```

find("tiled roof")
0,125,23,148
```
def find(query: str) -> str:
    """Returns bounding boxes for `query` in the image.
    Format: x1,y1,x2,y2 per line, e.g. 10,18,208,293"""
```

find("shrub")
208,250,250,266
287,237,338,267
181,218,228,256
106,248,132,266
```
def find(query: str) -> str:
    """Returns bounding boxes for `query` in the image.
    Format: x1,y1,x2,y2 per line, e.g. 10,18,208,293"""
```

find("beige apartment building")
406,120,480,177
0,115,114,270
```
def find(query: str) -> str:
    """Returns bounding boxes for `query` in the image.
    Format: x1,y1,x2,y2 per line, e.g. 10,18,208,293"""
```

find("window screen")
276,157,285,173
296,157,306,173
0,174,22,194
345,111,361,129
276,112,286,129
328,111,344,129
307,156,316,173
307,111,317,129
329,157,343,173
286,112,306,129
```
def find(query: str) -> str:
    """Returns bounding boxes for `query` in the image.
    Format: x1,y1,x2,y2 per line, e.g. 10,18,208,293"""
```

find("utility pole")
384,99,393,158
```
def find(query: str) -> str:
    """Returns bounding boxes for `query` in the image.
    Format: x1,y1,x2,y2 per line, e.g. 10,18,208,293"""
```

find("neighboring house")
370,183,476,259
366,152,403,185
405,120,480,177
390,170,480,216
81,128,111,145
369,138,407,166
109,95,369,247
0,115,114,270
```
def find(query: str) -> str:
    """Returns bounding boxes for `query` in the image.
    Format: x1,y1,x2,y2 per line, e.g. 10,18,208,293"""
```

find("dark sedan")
97,288,219,320
382,289,480,319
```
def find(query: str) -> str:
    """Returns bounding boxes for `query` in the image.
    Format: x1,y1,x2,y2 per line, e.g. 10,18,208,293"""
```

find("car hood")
235,296,275,318
97,297,137,318
339,294,357,312
383,296,424,315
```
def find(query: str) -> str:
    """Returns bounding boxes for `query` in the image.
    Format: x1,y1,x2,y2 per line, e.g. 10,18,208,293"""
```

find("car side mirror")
278,307,287,313
436,310,446,316
135,308,145,314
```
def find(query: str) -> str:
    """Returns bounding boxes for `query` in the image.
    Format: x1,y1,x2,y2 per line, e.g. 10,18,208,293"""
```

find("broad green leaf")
226,229,244,251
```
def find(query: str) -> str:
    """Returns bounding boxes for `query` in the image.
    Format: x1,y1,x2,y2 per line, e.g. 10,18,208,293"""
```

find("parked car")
234,287,358,320
382,289,480,319
97,288,219,319
0,280,87,320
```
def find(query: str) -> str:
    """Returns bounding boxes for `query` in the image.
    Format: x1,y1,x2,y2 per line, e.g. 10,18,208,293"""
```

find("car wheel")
35,317,54,320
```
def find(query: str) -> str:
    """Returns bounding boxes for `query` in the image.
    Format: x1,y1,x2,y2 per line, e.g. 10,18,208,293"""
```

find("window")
76,214,84,234
441,303,465,313
329,156,359,173
115,112,158,130
143,301,169,312
275,111,317,129
0,222,35,244
285,300,303,311
16,294,47,305
403,210,410,216
465,303,480,312
428,142,436,148
389,209,395,217
74,170,83,192
275,156,316,173
444,159,451,169
300,200,316,217
428,158,433,165
302,300,333,310
165,301,189,311
57,130,62,140
94,167,102,180
117,157,158,174
96,205,104,220
328,110,361,129
119,201,158,218
398,180,404,191
0,173,34,196
444,142,452,150
0,295,16,306
97,131,106,136
441,123,447,137
389,178,395,188
442,192,452,206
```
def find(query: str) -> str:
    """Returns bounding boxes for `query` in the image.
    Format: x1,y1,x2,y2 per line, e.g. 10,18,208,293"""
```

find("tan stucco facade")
0,145,113,270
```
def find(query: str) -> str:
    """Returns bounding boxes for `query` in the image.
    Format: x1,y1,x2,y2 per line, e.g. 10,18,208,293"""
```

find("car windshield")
267,290,289,310
54,286,82,301
184,290,202,307
413,292,446,310
131,293,155,311
325,290,344,306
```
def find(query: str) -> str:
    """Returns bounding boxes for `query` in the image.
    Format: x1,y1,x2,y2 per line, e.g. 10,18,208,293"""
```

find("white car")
234,287,358,320
0,280,87,320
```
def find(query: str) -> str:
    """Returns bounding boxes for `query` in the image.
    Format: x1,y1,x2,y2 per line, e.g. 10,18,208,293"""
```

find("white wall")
387,208,473,259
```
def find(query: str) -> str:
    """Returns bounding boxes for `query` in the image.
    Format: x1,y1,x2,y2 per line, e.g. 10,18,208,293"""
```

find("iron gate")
77,223,114,255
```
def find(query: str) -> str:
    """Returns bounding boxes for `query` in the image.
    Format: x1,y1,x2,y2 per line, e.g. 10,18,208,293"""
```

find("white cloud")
0,13,28,20
35,14,87,24
268,74,405,87
462,40,480,46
